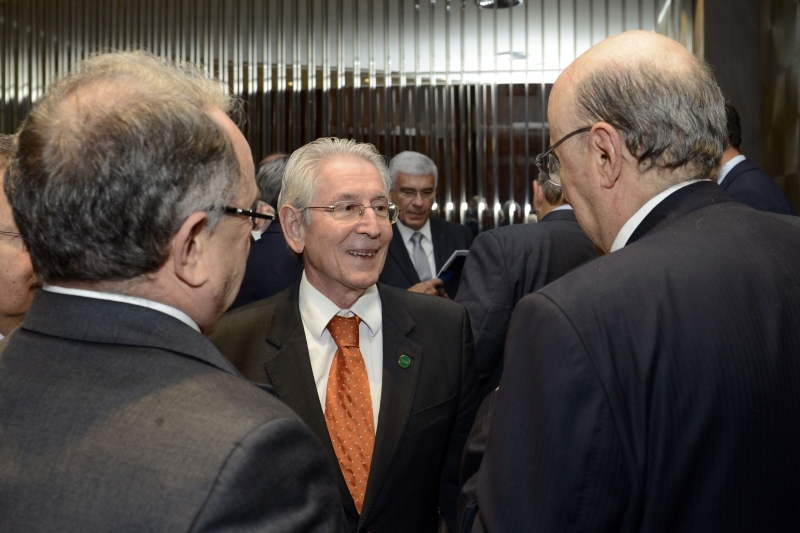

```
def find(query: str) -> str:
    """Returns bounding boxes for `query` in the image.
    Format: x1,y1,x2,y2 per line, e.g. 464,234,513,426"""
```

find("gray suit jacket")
0,290,345,533
210,282,479,533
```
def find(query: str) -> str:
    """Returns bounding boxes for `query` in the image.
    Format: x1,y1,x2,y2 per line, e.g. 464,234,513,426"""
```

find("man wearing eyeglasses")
0,52,344,532
0,134,39,341
379,151,474,298
460,31,800,533
211,138,479,533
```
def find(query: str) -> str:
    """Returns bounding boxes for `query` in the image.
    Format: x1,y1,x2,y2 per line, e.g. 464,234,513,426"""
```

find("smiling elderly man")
461,31,800,533
0,134,39,340
211,138,478,533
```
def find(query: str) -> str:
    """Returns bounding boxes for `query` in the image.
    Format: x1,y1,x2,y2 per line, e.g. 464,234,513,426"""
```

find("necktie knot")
327,314,361,348
411,231,423,244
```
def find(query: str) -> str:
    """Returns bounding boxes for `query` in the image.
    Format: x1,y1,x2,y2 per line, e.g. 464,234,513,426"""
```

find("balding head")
546,31,726,251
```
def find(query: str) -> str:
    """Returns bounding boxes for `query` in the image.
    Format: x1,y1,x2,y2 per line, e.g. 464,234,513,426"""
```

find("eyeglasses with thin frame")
305,200,400,224
222,200,275,235
535,126,592,187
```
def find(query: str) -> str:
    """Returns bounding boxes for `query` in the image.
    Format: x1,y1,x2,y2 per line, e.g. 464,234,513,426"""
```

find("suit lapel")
358,285,423,528
260,285,360,520
387,224,421,285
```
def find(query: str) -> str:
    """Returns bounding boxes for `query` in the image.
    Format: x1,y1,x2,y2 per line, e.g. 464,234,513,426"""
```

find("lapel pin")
398,354,411,368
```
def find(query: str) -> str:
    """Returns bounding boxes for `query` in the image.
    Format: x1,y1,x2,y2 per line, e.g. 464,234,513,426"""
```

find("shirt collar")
551,205,573,212
610,179,703,252
395,218,432,245
42,285,201,332
717,154,746,185
298,272,382,340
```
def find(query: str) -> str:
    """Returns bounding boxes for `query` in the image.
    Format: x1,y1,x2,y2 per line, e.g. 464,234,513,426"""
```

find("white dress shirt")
298,272,384,430
717,154,746,186
42,285,201,332
611,179,703,252
395,218,436,279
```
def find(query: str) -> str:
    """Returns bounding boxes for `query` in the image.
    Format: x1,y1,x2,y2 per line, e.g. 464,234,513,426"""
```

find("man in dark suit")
0,52,343,532
461,31,800,533
211,138,479,533
717,103,796,215
379,151,473,298
231,155,304,309
455,173,596,398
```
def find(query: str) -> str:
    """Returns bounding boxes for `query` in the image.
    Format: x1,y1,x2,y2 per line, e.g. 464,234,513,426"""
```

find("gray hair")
575,58,726,183
536,172,563,205
279,137,390,224
388,151,438,188
6,51,242,283
256,155,289,207
0,134,14,168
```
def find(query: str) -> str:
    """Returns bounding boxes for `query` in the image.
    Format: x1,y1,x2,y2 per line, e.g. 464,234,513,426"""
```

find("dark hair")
256,155,289,207
575,58,727,183
6,51,242,283
725,103,742,149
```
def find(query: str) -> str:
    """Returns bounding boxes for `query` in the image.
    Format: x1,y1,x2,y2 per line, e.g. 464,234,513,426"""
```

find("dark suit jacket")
455,209,596,397
462,181,800,533
230,220,304,310
379,217,474,298
0,290,344,533
720,158,797,215
211,282,479,533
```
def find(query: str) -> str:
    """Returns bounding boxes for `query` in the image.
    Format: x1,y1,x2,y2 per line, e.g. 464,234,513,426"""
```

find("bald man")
0,134,38,340
460,31,800,532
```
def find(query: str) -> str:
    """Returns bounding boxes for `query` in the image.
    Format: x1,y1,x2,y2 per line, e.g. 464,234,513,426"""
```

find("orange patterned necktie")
324,314,375,514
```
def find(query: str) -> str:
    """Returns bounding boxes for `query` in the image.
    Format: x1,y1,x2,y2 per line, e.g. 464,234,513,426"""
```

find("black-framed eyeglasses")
223,200,275,235
535,126,592,187
305,201,400,224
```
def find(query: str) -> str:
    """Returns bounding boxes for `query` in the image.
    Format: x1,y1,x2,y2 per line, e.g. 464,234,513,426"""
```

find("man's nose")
410,192,425,207
355,207,383,238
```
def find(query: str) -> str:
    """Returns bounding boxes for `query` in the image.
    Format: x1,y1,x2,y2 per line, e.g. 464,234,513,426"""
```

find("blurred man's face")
299,156,392,306
0,168,39,336
391,172,435,231
205,110,259,320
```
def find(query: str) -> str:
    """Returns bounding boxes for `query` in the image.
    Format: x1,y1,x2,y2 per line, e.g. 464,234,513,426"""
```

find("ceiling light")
498,51,527,61
476,0,523,8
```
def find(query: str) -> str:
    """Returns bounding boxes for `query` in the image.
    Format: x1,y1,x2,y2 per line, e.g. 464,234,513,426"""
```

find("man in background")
379,150,473,298
462,31,800,532
0,134,39,340
456,171,596,399
230,154,304,309
717,103,796,214
0,52,343,532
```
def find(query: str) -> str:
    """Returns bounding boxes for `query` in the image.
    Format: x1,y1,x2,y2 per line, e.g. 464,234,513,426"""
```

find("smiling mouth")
347,250,378,257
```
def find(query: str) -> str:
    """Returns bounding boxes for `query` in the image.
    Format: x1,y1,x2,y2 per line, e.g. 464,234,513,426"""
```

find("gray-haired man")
0,52,343,532
211,137,478,533
379,150,473,298
461,30,800,532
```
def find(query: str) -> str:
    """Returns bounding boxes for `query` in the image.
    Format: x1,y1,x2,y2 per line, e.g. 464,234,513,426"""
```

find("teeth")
348,251,376,257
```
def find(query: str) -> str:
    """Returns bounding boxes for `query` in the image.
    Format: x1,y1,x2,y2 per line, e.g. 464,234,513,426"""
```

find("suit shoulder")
431,217,473,240
380,283,466,318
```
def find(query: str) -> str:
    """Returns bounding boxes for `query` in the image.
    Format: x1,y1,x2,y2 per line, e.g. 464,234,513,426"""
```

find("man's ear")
588,122,624,189
171,211,211,287
280,205,306,255
532,179,544,213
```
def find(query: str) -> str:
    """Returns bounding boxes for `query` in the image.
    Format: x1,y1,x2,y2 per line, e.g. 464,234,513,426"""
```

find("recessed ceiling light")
476,0,523,8
498,51,527,60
